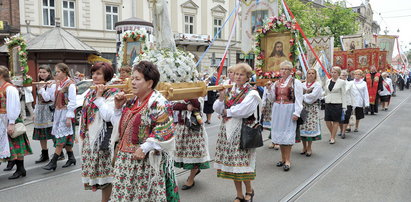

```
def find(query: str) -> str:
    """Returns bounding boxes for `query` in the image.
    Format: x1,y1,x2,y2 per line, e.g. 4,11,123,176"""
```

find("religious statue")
150,0,176,51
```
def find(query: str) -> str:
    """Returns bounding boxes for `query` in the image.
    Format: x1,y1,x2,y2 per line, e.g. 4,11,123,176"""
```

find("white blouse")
379,78,394,96
266,78,304,117
213,83,261,119
6,86,20,124
351,80,370,108
302,81,323,104
41,83,77,118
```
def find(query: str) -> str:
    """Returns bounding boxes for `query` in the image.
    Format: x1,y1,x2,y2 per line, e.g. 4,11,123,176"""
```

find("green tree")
284,0,359,47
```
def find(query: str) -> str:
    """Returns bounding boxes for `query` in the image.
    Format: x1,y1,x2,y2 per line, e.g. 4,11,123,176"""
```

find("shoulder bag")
10,122,26,139
240,111,264,149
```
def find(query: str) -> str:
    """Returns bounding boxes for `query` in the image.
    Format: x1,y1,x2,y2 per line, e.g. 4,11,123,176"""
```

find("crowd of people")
0,59,406,202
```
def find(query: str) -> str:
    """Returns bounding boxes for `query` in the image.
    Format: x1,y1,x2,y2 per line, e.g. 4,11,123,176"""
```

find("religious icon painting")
261,31,292,72
333,51,347,69
118,30,149,67
124,39,141,66
254,15,302,84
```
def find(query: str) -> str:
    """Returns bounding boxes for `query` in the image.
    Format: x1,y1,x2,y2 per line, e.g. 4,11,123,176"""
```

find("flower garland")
117,29,150,67
136,48,199,83
4,34,32,84
254,15,302,79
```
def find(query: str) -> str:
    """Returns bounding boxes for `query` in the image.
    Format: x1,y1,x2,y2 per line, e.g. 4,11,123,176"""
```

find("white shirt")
41,83,76,118
351,80,370,108
213,83,262,118
6,86,20,124
266,77,304,117
379,78,394,96
302,81,323,104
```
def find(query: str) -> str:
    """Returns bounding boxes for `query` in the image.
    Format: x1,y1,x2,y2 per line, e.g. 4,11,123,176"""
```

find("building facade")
350,0,380,48
0,0,20,45
18,0,241,72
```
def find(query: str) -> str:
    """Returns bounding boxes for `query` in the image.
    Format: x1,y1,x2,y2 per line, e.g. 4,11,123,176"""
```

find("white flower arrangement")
135,48,199,83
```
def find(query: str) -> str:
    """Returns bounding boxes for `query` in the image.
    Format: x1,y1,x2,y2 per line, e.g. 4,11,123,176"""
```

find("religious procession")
0,0,410,201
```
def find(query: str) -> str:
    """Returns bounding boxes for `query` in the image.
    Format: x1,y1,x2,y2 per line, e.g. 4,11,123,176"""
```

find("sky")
335,0,411,55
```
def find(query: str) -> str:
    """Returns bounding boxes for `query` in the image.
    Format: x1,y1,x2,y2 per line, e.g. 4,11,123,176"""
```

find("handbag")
10,122,26,138
185,112,201,131
349,114,356,127
240,118,263,149
297,108,308,126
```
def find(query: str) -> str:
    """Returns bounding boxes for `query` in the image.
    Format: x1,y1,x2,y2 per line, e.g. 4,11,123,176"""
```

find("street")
0,90,410,201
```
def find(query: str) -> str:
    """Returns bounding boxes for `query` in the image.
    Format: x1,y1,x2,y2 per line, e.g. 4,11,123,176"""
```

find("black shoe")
57,153,65,161
346,128,351,133
300,150,306,155
3,160,15,171
62,151,76,168
276,161,285,167
35,149,49,164
43,153,59,171
234,196,245,202
8,160,26,180
341,134,346,139
245,190,254,202
181,181,195,190
306,152,312,157
283,164,290,171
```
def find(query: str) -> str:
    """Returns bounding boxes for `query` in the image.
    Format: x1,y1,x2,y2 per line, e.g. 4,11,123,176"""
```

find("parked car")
75,79,93,125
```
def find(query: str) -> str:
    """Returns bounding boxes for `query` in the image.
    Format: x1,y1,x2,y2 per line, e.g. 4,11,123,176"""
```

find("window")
62,0,75,27
43,0,55,26
214,18,222,39
106,5,119,30
184,15,194,34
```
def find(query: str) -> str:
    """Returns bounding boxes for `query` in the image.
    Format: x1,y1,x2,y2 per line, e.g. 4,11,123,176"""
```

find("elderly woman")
338,70,353,139
43,63,77,171
173,98,210,190
110,61,179,201
299,69,323,156
266,61,303,171
324,66,346,144
351,70,369,132
80,62,119,201
213,63,261,202
0,65,32,180
379,72,394,111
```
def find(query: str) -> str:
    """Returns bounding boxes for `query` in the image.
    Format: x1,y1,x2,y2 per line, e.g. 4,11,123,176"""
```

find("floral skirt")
81,136,113,190
214,122,256,181
261,99,273,129
300,103,321,138
33,127,54,140
8,133,33,161
111,151,180,202
174,124,210,169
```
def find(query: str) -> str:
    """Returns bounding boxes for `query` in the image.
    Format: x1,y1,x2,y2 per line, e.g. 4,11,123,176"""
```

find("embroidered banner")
377,35,396,64
340,34,364,51
305,36,334,68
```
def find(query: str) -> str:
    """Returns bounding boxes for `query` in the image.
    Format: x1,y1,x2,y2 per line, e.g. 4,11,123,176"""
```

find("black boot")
57,152,65,161
43,153,59,171
62,151,76,168
3,160,16,171
35,149,49,164
8,160,26,180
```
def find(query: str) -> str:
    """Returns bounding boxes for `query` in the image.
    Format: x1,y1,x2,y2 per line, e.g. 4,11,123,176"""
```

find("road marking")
281,93,411,202
0,168,81,192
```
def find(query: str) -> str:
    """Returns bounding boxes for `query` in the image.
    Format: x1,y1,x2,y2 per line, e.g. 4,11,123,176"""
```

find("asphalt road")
0,90,410,202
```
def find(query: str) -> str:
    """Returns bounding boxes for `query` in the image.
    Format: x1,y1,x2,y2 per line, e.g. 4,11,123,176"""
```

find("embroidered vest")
275,79,295,103
55,79,75,110
0,82,13,114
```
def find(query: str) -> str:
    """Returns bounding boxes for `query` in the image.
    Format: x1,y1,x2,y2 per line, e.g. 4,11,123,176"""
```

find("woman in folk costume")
379,72,394,111
324,66,347,144
173,98,210,190
32,65,55,164
351,70,369,132
110,61,179,201
299,69,323,157
79,62,119,202
266,61,303,171
0,65,32,179
261,86,278,150
42,63,77,171
213,63,261,202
